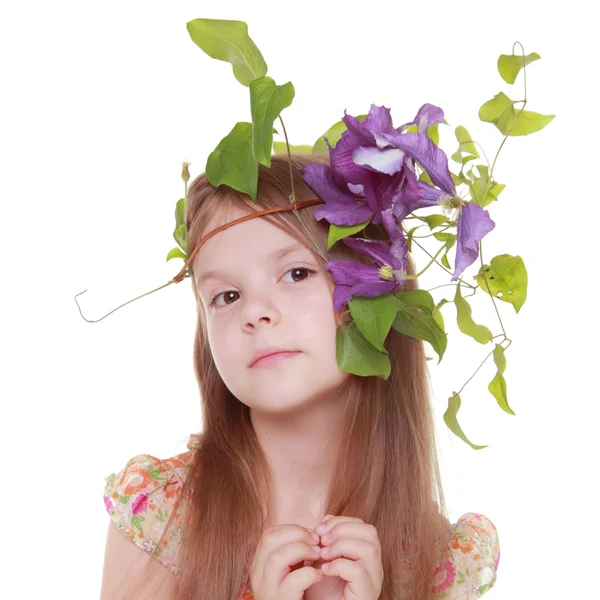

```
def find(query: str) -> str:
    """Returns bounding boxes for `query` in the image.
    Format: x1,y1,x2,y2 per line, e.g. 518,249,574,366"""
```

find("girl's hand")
309,514,384,600
248,523,324,600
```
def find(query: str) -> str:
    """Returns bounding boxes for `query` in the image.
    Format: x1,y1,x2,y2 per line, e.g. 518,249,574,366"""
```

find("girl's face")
193,205,350,413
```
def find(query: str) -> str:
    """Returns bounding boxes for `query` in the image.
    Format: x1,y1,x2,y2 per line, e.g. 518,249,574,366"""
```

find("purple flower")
303,102,497,291
451,202,495,281
303,103,451,228
326,226,408,310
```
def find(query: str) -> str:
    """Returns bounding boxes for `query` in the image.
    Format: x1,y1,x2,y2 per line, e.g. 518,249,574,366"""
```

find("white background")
1,1,597,598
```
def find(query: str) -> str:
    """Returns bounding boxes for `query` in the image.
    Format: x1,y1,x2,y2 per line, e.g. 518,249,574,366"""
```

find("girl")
101,154,500,600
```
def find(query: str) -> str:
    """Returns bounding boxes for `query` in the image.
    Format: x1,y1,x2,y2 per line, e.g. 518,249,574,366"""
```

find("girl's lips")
250,351,301,368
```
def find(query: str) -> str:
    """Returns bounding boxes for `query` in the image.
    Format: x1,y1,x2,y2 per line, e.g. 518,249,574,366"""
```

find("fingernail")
315,524,328,534
309,530,319,542
312,545,321,553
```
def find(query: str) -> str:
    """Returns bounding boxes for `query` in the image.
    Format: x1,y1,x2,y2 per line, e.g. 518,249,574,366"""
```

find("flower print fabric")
104,433,500,598
103,435,198,575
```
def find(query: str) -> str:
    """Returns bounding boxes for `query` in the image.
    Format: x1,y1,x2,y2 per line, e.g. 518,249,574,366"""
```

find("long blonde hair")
148,153,452,599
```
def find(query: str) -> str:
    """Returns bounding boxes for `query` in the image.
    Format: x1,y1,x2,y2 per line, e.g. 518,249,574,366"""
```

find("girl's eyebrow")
196,242,309,286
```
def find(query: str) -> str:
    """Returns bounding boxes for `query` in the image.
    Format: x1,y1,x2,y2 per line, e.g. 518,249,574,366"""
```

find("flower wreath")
76,18,554,449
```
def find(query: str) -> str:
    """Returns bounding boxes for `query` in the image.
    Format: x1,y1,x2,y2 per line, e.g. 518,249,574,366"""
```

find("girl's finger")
319,521,379,546
320,556,382,599
315,515,364,535
319,536,381,564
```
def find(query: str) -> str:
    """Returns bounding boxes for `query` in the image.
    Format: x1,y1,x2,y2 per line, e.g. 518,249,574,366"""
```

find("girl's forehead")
193,207,308,274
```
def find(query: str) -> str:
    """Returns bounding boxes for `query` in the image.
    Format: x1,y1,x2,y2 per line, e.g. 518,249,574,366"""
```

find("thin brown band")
172,198,325,283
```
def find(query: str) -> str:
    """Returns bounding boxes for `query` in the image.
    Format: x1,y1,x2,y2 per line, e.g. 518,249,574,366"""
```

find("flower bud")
181,161,191,183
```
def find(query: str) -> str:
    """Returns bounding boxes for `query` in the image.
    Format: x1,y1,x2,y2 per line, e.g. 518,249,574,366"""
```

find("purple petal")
342,237,394,265
330,128,369,184
303,163,373,226
349,280,399,299
332,279,399,310
361,169,404,223
352,146,405,175
398,103,445,133
383,131,455,196
334,105,398,182
381,209,409,272
333,285,354,310
451,202,496,281
341,111,375,146
392,163,442,220
326,260,381,286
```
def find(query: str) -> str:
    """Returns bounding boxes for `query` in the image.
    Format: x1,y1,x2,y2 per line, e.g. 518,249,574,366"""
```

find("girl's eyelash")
208,266,317,308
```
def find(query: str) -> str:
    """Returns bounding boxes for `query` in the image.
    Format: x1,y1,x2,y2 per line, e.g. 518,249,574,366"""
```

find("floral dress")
104,434,500,599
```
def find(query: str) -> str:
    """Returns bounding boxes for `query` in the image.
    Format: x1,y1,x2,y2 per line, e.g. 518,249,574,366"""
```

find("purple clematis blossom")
303,103,452,228
302,102,497,294
326,232,408,310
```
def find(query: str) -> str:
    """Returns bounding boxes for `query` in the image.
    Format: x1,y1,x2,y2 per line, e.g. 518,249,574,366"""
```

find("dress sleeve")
431,513,500,599
103,451,193,575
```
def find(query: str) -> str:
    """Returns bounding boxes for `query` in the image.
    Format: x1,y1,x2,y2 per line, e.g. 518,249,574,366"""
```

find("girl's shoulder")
102,433,201,575
431,512,500,599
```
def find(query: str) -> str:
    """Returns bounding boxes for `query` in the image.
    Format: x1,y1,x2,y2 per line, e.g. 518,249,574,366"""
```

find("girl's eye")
208,267,315,308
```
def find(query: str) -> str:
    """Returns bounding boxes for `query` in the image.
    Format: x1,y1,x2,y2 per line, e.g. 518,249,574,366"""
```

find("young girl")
101,154,500,600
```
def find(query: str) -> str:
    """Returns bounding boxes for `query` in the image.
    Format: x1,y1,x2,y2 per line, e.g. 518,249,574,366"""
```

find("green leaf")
312,114,368,154
498,52,541,84
327,218,372,249
443,393,488,450
451,171,471,187
273,142,313,155
479,92,554,137
492,342,506,373
206,122,258,201
474,254,528,313
507,109,555,136
175,197,185,230
432,298,450,332
433,231,456,243
395,289,435,313
466,165,498,208
174,223,187,253
186,19,268,87
454,285,493,344
455,125,479,157
450,125,480,166
166,247,187,262
348,294,404,352
421,214,448,230
336,322,391,379
130,515,146,533
479,92,515,123
391,296,447,363
406,225,423,253
488,343,516,415
433,231,456,258
250,76,295,167
171,197,188,253
441,253,451,269
427,122,440,146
